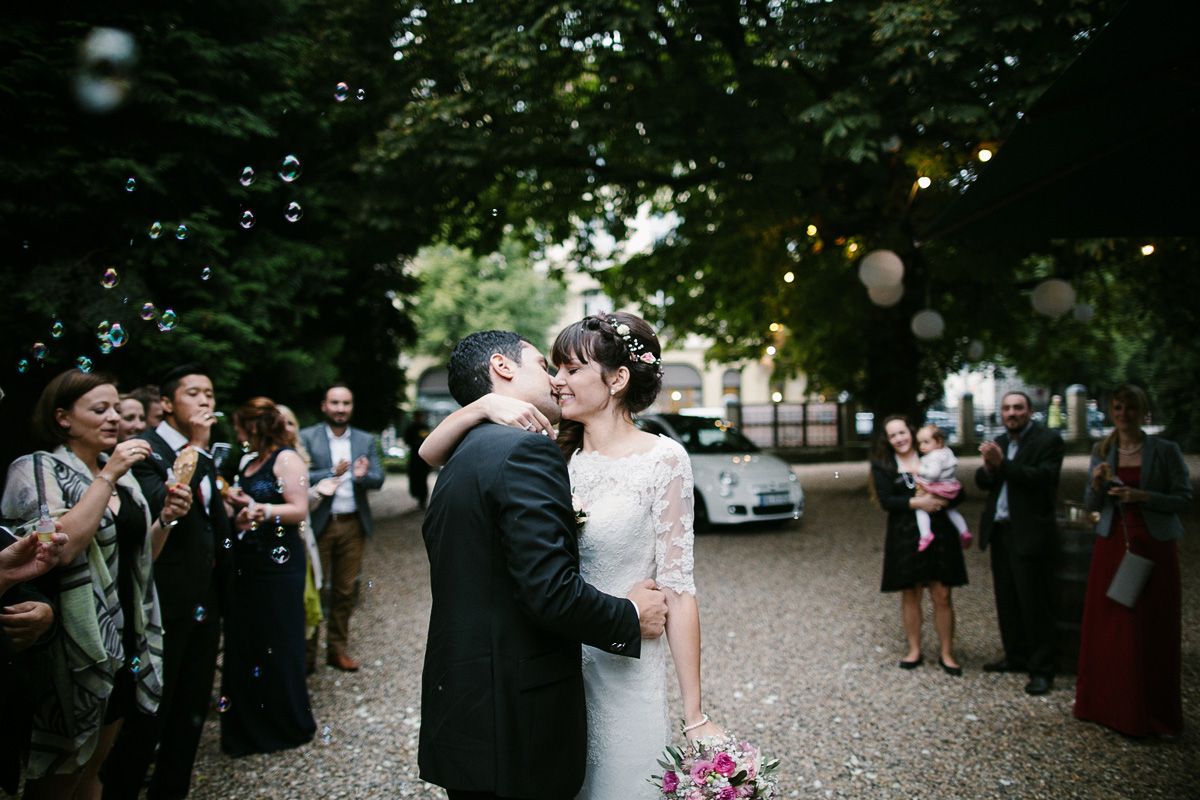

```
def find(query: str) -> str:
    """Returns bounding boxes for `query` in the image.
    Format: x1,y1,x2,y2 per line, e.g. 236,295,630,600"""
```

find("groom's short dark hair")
448,331,530,407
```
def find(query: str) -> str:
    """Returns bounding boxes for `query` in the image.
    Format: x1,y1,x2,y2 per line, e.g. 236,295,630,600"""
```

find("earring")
610,388,616,396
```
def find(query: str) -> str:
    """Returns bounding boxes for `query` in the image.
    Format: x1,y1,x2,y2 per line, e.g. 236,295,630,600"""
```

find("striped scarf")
1,447,163,777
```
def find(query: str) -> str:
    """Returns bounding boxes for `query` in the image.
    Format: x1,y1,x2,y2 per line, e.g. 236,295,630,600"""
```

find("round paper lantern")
858,250,904,289
1072,302,1095,322
867,283,904,307
967,339,985,360
1031,279,1076,319
910,309,945,340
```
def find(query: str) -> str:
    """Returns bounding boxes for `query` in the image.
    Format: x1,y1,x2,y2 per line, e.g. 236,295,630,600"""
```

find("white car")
636,414,804,528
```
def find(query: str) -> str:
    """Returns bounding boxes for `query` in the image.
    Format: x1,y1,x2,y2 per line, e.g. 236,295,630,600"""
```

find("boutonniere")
572,494,588,531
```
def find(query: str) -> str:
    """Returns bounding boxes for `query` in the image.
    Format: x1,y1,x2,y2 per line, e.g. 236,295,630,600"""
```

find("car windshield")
662,416,760,454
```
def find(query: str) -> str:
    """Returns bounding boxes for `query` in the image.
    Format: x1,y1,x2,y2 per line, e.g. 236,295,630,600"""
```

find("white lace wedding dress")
569,435,696,800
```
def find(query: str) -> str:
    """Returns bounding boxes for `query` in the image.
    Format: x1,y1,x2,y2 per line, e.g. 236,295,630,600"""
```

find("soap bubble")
139,302,157,321
275,525,286,538
97,339,114,355
334,82,349,102
356,88,365,101
239,166,256,186
101,267,120,288
157,309,177,332
251,666,261,678
320,725,332,745
278,155,301,183
270,546,290,565
175,224,189,240
31,343,47,361
75,28,137,113
284,201,303,222
130,655,142,674
194,605,207,622
217,696,231,713
16,358,30,374
148,221,162,239
200,266,212,281
50,320,64,339
222,537,233,549
275,479,286,493
125,177,136,192
834,471,840,479
239,210,256,229
76,356,93,372
96,320,110,336
108,323,128,348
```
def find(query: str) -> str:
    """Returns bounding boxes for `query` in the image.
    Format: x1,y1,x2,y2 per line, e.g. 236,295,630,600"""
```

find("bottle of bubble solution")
34,512,55,543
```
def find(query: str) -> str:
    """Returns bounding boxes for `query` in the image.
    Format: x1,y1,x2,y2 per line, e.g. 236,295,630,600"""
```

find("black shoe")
1025,675,1053,695
983,658,1025,673
939,658,963,677
898,656,923,670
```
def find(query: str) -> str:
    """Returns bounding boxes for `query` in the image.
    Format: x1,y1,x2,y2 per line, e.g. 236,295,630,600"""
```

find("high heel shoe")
898,656,923,670
939,657,963,677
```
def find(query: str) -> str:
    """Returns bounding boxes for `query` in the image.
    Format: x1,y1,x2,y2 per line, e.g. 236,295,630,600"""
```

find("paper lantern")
1072,302,1095,322
967,340,985,360
857,250,904,289
910,309,945,340
867,283,904,307
1031,279,1076,319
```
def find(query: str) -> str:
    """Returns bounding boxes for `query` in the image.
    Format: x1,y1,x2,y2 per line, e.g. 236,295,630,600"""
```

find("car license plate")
757,492,790,506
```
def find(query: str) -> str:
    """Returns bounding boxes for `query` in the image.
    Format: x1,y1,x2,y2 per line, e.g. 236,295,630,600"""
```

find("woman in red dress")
1075,384,1191,736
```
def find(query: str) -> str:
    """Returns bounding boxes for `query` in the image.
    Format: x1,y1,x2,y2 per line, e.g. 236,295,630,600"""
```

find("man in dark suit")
102,364,231,799
300,384,384,672
976,391,1064,695
419,330,668,800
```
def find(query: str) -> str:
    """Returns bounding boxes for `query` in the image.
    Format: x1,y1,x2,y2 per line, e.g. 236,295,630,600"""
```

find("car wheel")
694,493,712,533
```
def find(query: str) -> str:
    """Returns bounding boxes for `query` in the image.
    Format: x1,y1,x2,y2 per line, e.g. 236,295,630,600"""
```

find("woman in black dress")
222,397,315,756
871,415,968,674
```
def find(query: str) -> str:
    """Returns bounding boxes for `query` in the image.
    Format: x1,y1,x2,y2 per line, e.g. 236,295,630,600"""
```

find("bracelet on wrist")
158,515,179,528
682,713,710,733
95,473,118,496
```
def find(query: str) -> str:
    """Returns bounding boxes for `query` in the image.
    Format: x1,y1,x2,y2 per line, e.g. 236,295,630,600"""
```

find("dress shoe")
939,658,963,677
1024,675,1053,695
983,658,1025,673
898,656,923,670
327,652,360,672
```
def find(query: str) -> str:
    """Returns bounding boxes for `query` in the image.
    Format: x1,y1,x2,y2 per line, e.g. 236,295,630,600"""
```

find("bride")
421,311,723,798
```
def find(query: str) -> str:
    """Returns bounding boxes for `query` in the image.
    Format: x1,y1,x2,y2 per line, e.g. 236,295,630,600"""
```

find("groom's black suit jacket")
419,423,641,799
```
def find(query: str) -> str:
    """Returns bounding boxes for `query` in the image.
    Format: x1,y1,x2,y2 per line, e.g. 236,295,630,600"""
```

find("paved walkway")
187,456,1199,798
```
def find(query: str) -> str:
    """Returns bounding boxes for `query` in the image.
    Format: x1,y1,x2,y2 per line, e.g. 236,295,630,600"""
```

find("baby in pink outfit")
915,425,973,552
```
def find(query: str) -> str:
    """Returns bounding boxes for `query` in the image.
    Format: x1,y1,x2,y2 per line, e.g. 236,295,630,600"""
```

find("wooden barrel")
1055,514,1096,673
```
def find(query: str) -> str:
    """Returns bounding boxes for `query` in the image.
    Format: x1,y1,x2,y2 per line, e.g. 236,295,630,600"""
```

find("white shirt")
993,421,1031,523
325,425,356,514
156,421,213,514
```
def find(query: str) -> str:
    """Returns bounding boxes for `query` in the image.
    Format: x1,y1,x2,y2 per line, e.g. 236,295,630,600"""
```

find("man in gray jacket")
300,384,384,672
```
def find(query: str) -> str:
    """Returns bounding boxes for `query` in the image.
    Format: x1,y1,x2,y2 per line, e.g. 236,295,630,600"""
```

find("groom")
419,331,668,800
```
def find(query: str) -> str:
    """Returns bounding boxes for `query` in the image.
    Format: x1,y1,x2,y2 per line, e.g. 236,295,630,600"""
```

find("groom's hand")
628,579,667,639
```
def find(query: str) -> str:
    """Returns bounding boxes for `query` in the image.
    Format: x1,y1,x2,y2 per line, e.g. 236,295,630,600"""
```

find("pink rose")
719,787,738,800
662,770,679,793
690,760,714,783
713,752,737,777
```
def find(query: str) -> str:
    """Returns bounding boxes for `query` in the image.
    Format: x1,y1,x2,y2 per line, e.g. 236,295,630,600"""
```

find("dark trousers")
990,523,1056,677
102,608,221,799
447,792,533,800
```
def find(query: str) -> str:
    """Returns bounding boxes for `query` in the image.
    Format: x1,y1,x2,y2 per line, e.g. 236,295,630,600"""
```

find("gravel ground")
186,455,1200,799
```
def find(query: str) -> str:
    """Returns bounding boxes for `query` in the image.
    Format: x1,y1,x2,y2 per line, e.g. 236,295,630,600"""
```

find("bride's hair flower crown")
606,315,661,367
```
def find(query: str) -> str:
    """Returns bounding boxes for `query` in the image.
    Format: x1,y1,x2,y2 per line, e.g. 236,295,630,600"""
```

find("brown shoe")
327,652,360,672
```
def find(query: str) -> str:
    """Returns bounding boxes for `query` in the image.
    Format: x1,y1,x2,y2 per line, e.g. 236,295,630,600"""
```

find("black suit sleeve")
132,437,169,519
495,436,641,658
871,462,911,513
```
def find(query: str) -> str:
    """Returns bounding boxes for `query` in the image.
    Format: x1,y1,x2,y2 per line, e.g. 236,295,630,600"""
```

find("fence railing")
729,402,846,449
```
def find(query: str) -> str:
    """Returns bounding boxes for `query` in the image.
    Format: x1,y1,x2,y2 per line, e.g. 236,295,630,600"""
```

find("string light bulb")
783,271,795,283
916,176,932,189
766,346,777,356
1140,244,1155,256
771,391,783,403
978,148,993,162
769,322,781,332
806,224,818,237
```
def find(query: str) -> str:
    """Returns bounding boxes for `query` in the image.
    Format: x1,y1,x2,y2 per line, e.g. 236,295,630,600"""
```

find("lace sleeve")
652,439,696,596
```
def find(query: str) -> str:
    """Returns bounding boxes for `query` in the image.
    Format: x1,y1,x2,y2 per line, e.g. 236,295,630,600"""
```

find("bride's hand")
685,717,725,745
472,393,555,436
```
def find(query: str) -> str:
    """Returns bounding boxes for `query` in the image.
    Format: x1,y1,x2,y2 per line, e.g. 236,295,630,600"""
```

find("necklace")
1118,437,1144,455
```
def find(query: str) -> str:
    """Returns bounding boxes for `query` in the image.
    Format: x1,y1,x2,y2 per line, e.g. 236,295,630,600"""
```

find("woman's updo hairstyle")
233,396,289,457
552,311,664,460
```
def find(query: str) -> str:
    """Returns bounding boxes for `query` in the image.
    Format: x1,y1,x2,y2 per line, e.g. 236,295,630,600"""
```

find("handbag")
1105,501,1154,608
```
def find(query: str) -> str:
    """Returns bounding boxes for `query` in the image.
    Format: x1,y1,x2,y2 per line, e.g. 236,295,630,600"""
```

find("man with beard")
976,391,1064,696
300,384,384,672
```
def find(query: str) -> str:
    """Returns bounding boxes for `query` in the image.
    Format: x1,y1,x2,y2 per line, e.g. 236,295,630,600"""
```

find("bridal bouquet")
650,736,780,798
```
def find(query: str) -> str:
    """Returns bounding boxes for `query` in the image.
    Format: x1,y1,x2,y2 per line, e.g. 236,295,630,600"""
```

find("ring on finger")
524,423,535,431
